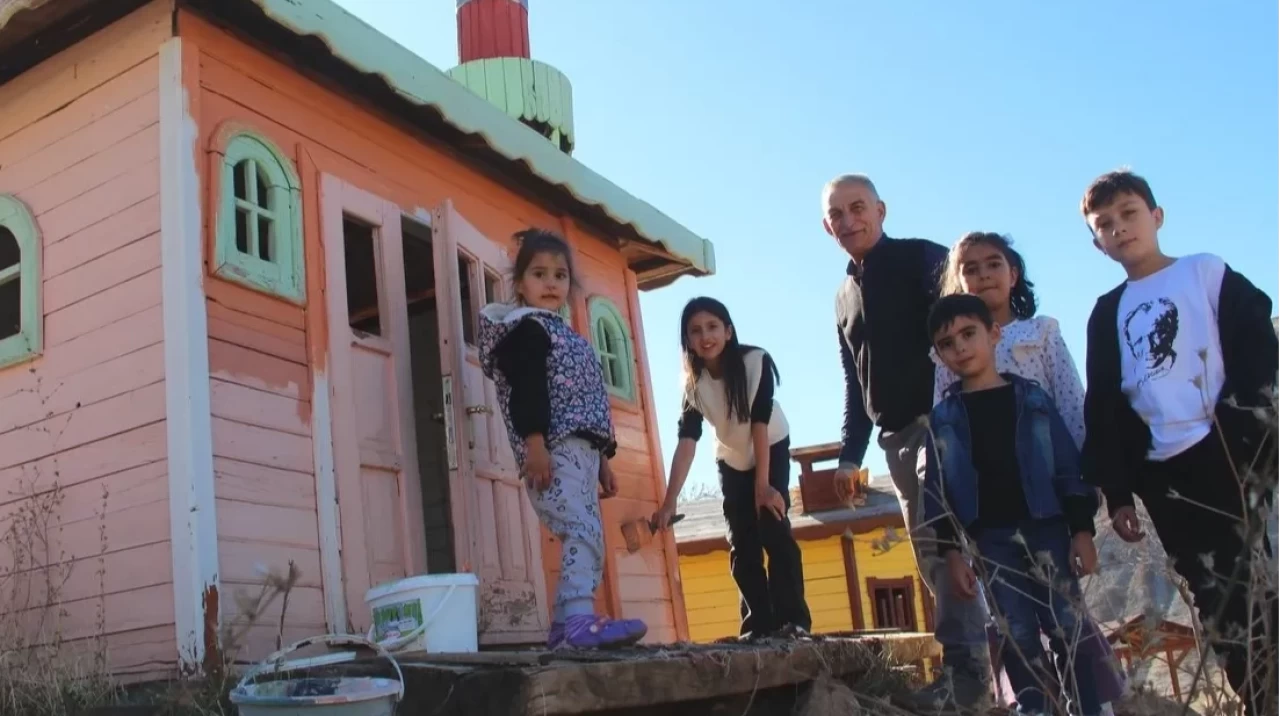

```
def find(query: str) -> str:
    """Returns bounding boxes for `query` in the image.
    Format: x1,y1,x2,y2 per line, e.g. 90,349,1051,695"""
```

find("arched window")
214,131,305,303
587,297,635,402
0,195,41,370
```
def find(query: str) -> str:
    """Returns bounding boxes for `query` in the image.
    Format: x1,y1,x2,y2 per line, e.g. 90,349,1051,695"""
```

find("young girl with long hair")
652,297,812,639
934,231,1084,444
934,231,1124,714
477,228,647,650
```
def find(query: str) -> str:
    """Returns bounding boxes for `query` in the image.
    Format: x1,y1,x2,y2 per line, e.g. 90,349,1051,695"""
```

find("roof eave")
198,0,716,289
0,0,717,289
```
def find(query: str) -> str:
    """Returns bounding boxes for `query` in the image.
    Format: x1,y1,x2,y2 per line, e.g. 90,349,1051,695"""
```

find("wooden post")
841,533,865,631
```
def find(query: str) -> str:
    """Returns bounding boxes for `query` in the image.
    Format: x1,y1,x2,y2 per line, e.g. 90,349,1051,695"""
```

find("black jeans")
719,437,812,636
1139,432,1278,716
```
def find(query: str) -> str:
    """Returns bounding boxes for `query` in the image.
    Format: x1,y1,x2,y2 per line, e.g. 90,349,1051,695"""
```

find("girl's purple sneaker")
547,621,565,649
558,614,647,649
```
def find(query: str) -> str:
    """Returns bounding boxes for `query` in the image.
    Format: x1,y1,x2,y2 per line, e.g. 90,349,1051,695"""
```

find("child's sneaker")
547,621,565,649
559,614,647,649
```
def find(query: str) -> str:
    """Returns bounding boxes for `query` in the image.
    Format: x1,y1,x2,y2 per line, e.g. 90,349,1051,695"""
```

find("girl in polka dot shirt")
932,232,1085,444
933,231,1123,715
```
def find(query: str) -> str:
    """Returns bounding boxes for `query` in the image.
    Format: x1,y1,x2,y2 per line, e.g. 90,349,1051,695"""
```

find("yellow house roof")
674,473,905,553
0,0,716,289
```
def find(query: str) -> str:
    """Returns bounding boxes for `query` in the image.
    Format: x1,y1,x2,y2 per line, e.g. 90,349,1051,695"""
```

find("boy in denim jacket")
922,294,1104,716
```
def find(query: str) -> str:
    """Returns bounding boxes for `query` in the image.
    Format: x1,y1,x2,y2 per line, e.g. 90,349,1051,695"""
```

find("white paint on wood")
159,38,220,674
311,368,347,631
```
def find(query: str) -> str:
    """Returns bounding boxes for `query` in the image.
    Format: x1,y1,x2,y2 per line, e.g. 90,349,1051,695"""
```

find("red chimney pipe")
457,0,530,63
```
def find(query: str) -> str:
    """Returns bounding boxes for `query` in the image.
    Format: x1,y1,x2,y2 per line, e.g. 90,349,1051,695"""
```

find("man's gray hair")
822,173,879,203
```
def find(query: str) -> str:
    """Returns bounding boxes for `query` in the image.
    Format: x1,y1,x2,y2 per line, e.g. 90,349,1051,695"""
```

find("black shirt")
837,235,948,466
965,385,1028,529
677,352,777,441
935,384,1098,554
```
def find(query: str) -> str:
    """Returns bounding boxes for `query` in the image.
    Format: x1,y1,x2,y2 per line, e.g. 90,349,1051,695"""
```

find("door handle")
465,405,492,416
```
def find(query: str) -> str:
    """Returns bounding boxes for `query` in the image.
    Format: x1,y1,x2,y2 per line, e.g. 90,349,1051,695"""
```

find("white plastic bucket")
364,572,479,653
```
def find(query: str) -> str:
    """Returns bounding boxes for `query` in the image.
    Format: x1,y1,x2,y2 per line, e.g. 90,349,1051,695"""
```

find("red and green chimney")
447,0,575,154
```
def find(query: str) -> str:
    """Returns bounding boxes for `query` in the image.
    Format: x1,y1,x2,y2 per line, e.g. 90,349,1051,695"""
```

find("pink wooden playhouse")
0,0,715,679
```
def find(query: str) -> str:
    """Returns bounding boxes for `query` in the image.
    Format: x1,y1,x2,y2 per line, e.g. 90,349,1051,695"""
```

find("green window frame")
214,132,305,303
0,195,42,370
587,296,635,402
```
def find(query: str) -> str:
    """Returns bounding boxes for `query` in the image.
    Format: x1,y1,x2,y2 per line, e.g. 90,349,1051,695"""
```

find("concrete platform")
302,631,940,716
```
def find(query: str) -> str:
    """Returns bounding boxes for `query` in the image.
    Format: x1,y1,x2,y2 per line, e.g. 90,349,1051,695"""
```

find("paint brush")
620,513,684,553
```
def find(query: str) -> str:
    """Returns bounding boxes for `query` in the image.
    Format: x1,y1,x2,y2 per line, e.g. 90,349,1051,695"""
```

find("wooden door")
320,175,427,632
434,200,549,644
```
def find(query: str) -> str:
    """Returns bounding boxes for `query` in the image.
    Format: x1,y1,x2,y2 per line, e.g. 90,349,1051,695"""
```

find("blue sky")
334,0,1278,497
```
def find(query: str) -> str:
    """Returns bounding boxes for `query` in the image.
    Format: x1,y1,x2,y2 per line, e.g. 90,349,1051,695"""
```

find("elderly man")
824,174,991,713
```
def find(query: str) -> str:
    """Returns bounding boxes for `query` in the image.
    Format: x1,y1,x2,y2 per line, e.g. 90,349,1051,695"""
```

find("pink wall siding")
204,280,329,657
183,6,686,652
0,2,174,680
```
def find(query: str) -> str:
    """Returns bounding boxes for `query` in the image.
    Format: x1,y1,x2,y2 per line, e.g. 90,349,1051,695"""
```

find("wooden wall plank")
0,0,172,675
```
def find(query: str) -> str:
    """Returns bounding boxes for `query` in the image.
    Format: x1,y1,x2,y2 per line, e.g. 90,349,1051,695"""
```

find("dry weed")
913,362,1278,716
0,475,117,716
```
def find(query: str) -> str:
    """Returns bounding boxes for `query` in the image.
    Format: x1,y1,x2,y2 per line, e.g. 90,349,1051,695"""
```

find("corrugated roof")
0,0,716,287
674,473,904,545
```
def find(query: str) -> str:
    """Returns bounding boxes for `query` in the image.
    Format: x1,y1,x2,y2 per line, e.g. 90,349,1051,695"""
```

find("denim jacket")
921,373,1098,533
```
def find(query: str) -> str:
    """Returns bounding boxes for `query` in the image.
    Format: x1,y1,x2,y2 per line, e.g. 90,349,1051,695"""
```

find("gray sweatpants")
880,419,990,654
526,436,604,621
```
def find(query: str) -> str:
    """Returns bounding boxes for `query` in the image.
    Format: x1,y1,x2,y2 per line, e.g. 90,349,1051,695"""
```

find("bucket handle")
235,632,406,703
367,583,457,653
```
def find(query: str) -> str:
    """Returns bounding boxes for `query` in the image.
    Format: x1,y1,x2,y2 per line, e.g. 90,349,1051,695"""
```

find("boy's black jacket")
1081,263,1278,514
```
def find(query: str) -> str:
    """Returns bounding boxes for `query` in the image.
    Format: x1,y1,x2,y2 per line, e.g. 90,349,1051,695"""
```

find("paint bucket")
364,572,479,653
230,633,403,716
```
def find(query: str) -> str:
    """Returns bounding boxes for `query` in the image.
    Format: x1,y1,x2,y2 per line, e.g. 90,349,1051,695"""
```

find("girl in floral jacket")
477,228,646,650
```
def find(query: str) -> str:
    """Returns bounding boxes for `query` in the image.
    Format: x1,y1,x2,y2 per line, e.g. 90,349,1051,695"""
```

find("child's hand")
651,501,678,531
1070,532,1098,576
755,484,786,521
946,551,978,600
1111,506,1145,543
523,437,552,491
598,457,617,499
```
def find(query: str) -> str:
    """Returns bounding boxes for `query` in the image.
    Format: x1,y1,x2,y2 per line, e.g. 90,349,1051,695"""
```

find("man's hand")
1070,532,1098,576
598,457,618,499
834,464,859,502
523,437,552,491
755,484,786,521
1111,506,1145,543
946,551,978,600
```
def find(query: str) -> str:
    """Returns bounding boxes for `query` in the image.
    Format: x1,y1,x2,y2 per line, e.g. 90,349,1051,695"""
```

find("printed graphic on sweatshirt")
1122,297,1180,389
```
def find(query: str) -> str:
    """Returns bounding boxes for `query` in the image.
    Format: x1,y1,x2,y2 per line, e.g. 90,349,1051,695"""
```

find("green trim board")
213,131,306,303
588,296,635,402
240,0,716,284
0,194,42,370
447,57,575,154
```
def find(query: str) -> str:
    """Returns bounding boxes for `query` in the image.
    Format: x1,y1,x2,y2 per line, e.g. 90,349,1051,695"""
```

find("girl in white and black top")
653,297,811,639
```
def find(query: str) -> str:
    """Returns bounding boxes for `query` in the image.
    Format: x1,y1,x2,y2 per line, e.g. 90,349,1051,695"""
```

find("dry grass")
0,463,301,716
0,476,118,716
154,561,301,716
